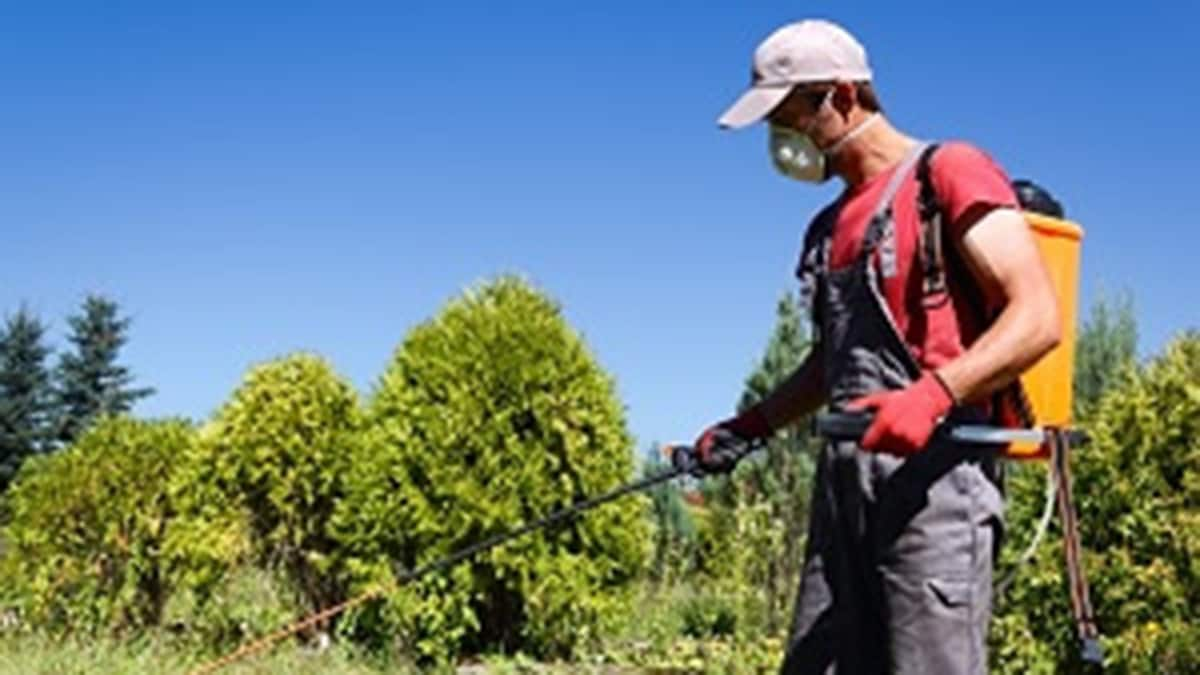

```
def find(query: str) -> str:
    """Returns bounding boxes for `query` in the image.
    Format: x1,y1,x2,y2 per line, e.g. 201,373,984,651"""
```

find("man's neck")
832,116,917,188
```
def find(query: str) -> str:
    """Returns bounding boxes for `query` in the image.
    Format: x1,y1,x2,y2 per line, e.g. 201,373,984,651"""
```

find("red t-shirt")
824,142,1019,369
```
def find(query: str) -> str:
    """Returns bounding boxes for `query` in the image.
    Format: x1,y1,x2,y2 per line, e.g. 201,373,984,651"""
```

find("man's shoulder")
925,140,1019,233
801,199,844,247
928,140,1007,175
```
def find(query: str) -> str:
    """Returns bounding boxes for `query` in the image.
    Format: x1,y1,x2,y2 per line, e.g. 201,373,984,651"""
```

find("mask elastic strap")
826,112,881,157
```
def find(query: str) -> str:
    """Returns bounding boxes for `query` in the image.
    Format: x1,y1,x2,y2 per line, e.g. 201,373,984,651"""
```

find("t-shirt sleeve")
930,142,1019,239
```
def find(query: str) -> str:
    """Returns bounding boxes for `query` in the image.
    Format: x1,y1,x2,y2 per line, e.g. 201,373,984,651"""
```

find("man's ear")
831,81,857,120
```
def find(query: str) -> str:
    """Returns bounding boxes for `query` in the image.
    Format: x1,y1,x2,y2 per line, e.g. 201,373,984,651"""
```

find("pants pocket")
884,572,986,675
927,576,971,610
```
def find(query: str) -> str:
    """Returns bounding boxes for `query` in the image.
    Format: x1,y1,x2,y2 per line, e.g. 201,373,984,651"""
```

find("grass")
0,580,785,674
0,633,400,675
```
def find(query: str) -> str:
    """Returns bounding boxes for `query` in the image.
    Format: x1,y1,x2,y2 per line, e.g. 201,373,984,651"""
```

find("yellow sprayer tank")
1005,212,1083,460
1001,212,1083,460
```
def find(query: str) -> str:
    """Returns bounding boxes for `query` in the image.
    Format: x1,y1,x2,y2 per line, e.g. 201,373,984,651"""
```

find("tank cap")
1013,179,1065,218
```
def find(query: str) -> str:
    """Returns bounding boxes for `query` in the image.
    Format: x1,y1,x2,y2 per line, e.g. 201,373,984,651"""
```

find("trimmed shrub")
333,276,650,663
0,416,192,635
167,353,362,643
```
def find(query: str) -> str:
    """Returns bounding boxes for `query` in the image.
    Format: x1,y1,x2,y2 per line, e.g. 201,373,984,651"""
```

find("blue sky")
2,1,1197,451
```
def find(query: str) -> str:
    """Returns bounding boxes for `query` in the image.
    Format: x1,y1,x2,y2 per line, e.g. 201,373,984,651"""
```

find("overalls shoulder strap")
858,142,929,277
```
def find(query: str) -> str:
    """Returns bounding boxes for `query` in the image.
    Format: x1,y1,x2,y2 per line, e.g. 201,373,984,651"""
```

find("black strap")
916,144,948,299
913,144,1037,430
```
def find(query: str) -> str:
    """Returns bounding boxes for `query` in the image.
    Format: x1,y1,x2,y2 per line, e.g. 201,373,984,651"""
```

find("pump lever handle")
814,411,1049,446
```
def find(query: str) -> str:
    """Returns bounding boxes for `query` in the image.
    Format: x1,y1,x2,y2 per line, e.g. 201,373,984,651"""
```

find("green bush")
678,590,738,639
167,353,362,641
160,565,310,656
0,416,193,635
594,582,784,675
992,332,1200,673
333,276,650,663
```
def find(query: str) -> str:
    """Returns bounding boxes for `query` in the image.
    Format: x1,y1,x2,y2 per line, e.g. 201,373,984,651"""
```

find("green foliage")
642,449,697,587
52,295,154,447
993,331,1200,673
700,291,817,636
0,631,399,675
161,565,311,655
0,416,192,635
604,633,783,675
168,353,362,629
1073,289,1138,418
678,590,738,639
0,306,54,492
593,582,783,673
333,276,650,663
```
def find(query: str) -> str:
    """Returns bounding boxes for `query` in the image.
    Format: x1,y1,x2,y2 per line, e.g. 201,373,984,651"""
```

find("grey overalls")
781,144,1004,674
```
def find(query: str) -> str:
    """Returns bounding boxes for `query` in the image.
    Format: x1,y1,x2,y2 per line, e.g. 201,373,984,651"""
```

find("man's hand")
687,406,771,475
845,372,954,455
676,427,747,476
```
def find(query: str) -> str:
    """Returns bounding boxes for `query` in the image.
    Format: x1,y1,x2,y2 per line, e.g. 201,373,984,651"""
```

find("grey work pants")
780,439,1004,674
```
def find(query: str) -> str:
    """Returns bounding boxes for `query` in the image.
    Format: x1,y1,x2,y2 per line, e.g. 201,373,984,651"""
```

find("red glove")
693,406,771,472
845,372,955,455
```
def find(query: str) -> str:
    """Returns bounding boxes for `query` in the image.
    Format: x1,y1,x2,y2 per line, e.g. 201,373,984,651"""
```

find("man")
689,19,1062,674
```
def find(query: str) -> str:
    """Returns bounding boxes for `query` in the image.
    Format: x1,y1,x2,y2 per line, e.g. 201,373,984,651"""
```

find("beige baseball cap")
718,19,873,130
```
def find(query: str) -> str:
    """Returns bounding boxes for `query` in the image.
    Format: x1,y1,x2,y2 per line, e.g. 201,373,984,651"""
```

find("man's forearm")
935,206,1063,409
936,294,1060,407
757,346,827,431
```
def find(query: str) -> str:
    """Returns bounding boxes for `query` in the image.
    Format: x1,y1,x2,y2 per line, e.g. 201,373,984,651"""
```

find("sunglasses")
793,87,833,110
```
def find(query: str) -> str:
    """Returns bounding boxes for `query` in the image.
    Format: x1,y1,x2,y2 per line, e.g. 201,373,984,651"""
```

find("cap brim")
717,85,792,130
